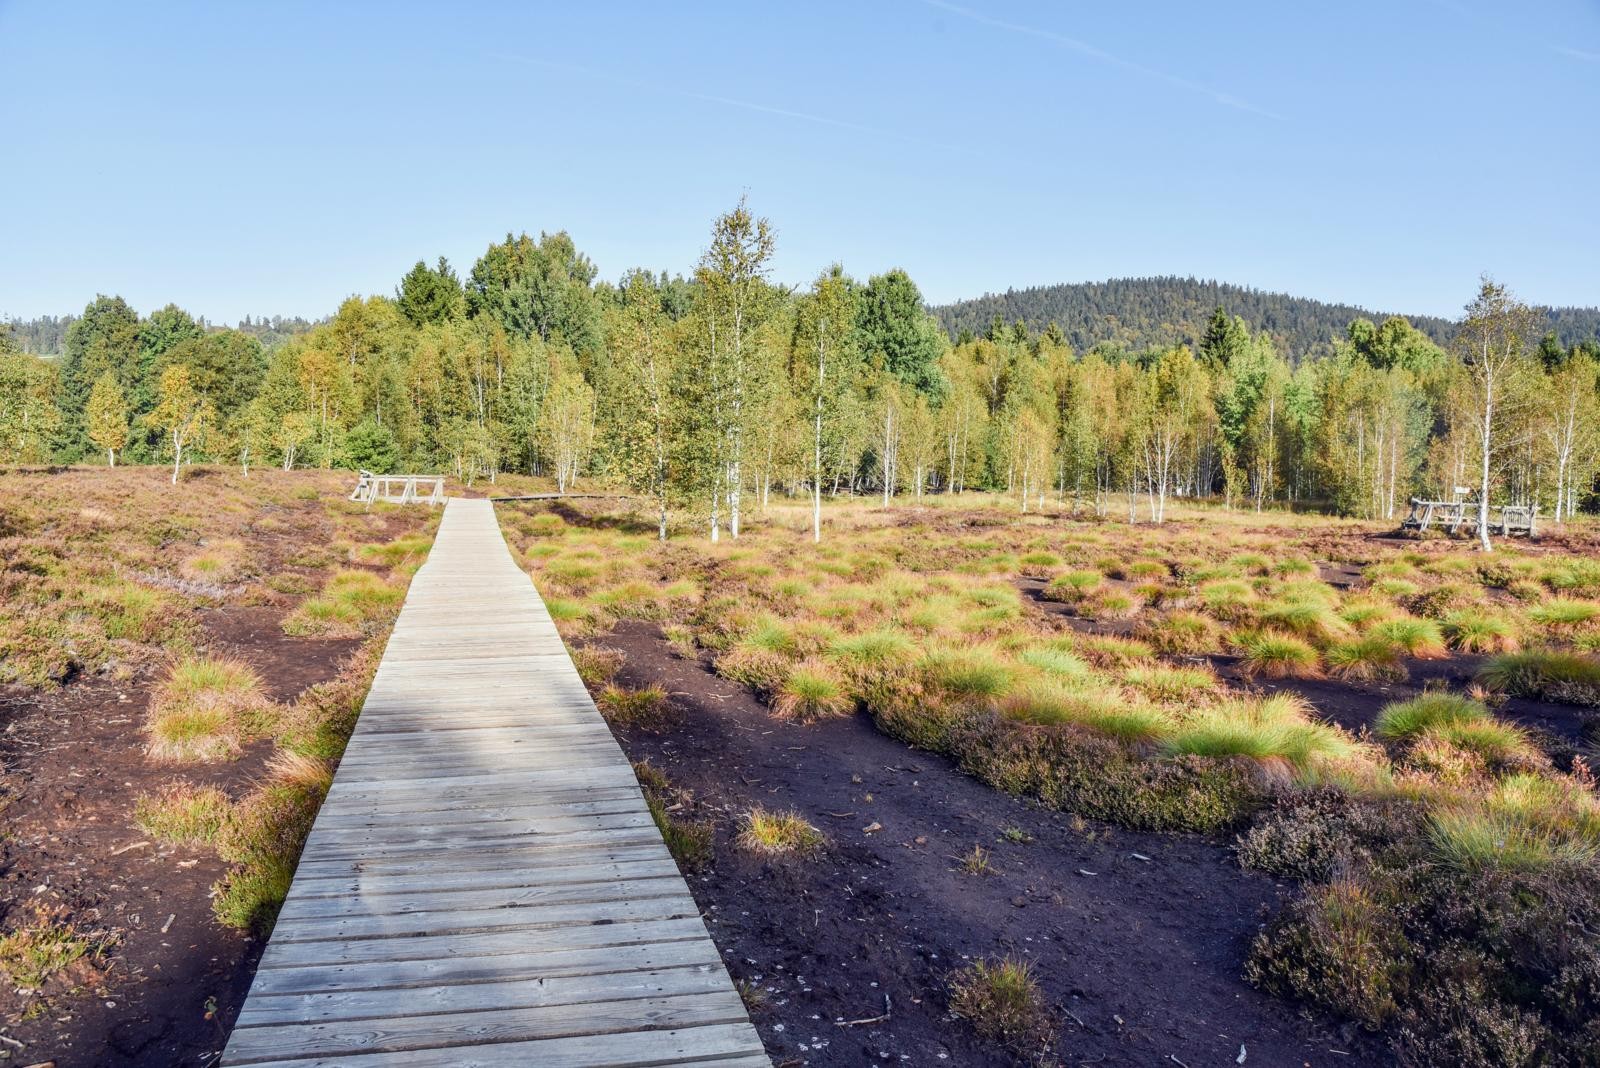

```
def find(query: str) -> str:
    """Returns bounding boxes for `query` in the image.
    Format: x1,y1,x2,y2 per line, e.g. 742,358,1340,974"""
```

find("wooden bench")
1400,498,1538,537
350,470,447,506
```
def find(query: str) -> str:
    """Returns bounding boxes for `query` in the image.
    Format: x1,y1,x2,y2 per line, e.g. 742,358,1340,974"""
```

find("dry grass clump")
1000,677,1172,746
352,533,434,569
282,569,404,637
84,579,183,643
1539,558,1600,597
1429,774,1600,872
1442,609,1520,653
593,579,669,621
923,646,1015,700
145,656,266,762
1164,694,1359,777
212,757,332,932
634,761,714,871
572,644,626,686
1016,646,1090,678
1121,663,1217,702
1377,692,1542,778
1259,598,1353,645
1376,692,1490,741
1199,578,1257,622
1076,588,1143,620
715,642,793,695
180,537,249,583
1324,634,1406,682
597,683,670,728
1042,568,1101,601
948,957,1055,1057
828,627,916,671
1072,633,1153,668
772,659,853,722
1140,610,1220,654
1236,630,1321,679
134,780,231,844
0,904,108,990
1478,649,1600,706
1367,617,1447,658
736,806,826,858
1527,598,1600,636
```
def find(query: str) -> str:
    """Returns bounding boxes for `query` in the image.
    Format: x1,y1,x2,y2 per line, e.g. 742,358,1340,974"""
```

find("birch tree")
147,364,210,484
1538,352,1599,522
607,273,679,539
791,266,857,540
695,198,777,539
87,371,128,467
1455,278,1539,551
538,359,595,494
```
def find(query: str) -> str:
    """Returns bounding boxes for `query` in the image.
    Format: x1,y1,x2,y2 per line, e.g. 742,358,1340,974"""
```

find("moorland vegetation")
502,494,1600,1065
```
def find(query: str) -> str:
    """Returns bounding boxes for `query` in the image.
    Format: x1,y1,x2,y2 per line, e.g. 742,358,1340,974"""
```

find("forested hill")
2,312,322,357
931,276,1600,359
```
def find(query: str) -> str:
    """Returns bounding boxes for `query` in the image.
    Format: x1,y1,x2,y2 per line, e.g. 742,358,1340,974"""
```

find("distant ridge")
931,276,1600,359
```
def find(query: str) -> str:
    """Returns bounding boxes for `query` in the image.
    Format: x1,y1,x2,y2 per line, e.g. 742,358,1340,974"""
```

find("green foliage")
341,417,400,473
466,231,601,355
396,256,465,326
856,268,947,396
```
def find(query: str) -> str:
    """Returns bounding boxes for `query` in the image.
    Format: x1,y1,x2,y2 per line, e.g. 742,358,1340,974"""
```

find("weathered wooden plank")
223,1024,768,1067
269,890,698,944
255,918,716,971
287,844,676,884
222,497,765,1068
224,992,749,1063
278,856,678,908
243,938,725,997
235,965,736,1028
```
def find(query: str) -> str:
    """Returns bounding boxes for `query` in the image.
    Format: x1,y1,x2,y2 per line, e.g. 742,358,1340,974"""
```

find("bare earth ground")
0,471,431,1067
1017,572,1598,766
591,620,1388,1068
0,610,350,1066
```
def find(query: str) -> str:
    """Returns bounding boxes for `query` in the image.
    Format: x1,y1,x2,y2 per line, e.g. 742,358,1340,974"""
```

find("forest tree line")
2,198,1599,541
934,275,1600,364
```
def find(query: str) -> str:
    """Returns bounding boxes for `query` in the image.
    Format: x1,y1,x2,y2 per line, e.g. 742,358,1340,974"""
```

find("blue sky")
2,0,1596,324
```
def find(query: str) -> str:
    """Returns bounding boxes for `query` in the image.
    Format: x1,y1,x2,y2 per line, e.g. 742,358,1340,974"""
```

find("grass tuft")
134,780,230,845
1324,635,1406,682
0,906,105,989
597,683,670,728
736,806,826,858
1164,694,1357,774
772,659,853,722
948,957,1054,1055
145,656,265,763
1442,610,1520,654
1236,630,1321,679
1479,649,1600,706
1375,693,1489,741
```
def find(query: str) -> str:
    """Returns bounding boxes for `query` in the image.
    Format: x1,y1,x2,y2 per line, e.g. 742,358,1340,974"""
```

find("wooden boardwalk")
222,497,767,1068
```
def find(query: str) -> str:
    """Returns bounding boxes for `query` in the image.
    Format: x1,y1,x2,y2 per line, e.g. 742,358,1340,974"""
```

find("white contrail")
493,53,958,150
919,0,1284,119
